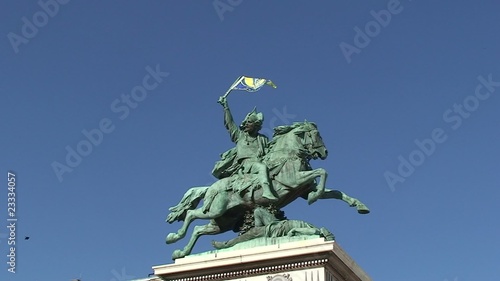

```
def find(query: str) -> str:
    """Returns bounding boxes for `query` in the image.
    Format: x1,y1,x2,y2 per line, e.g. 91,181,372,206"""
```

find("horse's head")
293,122,328,160
270,122,328,160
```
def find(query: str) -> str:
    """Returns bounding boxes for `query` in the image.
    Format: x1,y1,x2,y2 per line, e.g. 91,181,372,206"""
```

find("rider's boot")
261,182,278,201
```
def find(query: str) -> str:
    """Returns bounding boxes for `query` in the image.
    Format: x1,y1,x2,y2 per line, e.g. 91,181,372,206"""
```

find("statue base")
196,234,325,254
135,238,371,281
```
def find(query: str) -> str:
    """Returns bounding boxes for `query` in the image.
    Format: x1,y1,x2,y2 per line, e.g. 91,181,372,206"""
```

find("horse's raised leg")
293,168,327,205
321,189,370,214
172,223,222,260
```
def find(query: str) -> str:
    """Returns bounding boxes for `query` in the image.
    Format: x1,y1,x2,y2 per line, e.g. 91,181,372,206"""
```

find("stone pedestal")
141,238,371,281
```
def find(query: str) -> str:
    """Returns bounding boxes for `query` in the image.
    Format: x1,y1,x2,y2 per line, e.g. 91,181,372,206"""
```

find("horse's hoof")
356,203,370,214
166,233,178,244
172,249,185,260
307,192,319,205
166,215,174,224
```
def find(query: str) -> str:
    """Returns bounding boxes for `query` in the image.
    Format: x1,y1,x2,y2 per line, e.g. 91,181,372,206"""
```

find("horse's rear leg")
321,189,370,214
166,208,212,244
172,223,222,260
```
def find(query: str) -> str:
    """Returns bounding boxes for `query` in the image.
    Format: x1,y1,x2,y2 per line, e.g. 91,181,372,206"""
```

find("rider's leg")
254,163,278,200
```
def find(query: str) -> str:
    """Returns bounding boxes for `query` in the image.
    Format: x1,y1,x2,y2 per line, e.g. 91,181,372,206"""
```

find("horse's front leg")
295,168,327,205
320,189,370,214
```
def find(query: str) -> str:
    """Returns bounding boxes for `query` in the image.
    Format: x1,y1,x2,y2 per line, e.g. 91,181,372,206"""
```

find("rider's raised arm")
219,97,239,143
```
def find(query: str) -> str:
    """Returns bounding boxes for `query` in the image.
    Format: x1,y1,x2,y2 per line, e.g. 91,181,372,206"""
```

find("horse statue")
166,121,369,259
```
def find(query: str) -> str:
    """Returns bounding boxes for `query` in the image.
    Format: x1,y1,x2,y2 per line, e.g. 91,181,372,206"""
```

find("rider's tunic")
212,105,268,179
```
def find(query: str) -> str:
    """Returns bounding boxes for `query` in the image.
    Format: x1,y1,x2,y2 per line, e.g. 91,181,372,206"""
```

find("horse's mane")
267,122,317,152
272,121,317,137
273,124,299,137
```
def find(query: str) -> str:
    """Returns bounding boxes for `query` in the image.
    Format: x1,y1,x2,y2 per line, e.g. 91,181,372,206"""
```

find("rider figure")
212,96,278,201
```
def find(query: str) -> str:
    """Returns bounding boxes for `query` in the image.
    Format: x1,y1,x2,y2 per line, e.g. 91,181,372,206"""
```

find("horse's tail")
167,186,209,223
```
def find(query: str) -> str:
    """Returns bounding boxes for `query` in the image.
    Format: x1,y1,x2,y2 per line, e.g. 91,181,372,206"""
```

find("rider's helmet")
240,107,264,130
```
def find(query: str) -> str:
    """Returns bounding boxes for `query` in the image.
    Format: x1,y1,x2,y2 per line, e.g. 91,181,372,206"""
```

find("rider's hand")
218,96,228,107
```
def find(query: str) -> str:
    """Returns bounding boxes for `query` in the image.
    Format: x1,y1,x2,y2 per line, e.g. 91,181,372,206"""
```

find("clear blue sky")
1,1,499,280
